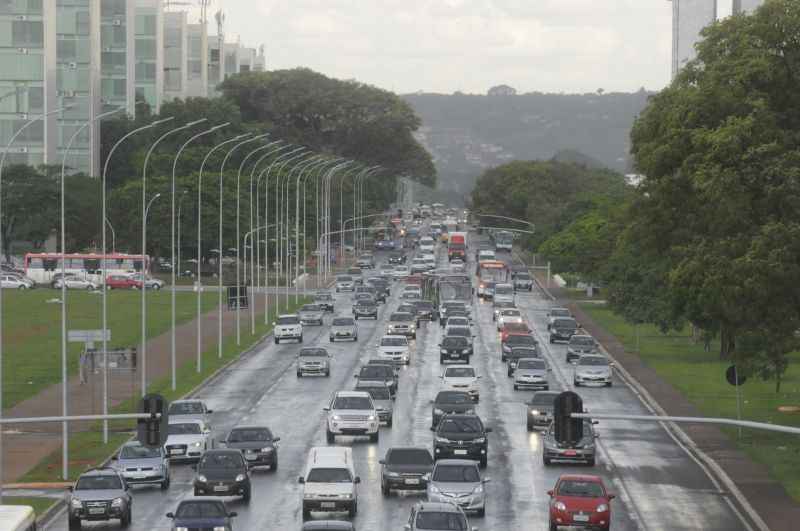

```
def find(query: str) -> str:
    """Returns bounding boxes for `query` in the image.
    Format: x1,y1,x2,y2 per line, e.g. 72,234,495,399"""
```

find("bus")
476,260,510,298
492,230,514,253
24,253,150,285
0,505,36,531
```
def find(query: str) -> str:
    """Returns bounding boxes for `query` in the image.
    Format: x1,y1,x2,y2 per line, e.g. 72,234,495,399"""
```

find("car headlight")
596,503,608,512
332,415,342,421
196,474,208,483
386,471,400,477
554,501,567,511
367,415,377,421
235,474,246,482
304,493,316,500
440,349,448,354
213,527,227,531
341,493,353,499
176,527,189,531
464,408,475,415
261,447,274,453
429,484,441,494
70,498,82,509
462,349,470,354
530,409,540,416
111,497,124,508
473,484,483,494
435,436,451,443
192,441,202,447
473,437,486,444
434,408,444,415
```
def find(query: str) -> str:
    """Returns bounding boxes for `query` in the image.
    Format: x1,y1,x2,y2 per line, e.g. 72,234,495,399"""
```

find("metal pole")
177,191,188,281
105,218,116,254
274,151,309,313
735,365,743,439
288,156,325,306
295,158,332,303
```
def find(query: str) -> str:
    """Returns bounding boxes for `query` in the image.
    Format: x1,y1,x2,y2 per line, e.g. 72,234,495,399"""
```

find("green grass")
1,289,217,409
581,303,800,502
19,296,310,483
2,496,59,516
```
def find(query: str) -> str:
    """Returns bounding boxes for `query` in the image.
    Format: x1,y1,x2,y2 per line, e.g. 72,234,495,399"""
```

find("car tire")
477,506,486,517
550,521,558,531
549,337,554,344
325,369,330,377
513,384,519,390
382,480,391,496
18,285,26,290
369,431,379,443
302,505,311,520
272,457,278,471
86,285,92,291
326,429,335,444
69,517,82,530
507,368,513,377
527,422,533,431
296,371,302,378
329,337,334,343
194,488,200,496
354,315,359,320
529,286,533,292
349,500,358,517
161,477,170,490
387,416,393,427
242,487,251,503
606,382,613,387
479,455,487,468
274,337,280,344
574,380,580,387
587,457,596,467
119,508,131,528
353,336,358,341
440,356,445,364
298,335,303,343
543,456,552,466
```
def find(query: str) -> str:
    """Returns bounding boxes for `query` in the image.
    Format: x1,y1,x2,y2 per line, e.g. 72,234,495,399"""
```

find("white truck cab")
299,446,360,519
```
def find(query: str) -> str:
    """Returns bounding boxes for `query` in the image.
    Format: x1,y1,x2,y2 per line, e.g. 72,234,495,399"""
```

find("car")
356,383,394,426
397,302,419,315
548,474,614,530
401,290,422,301
513,271,533,291
410,257,428,274
353,284,379,300
393,265,411,279
426,459,489,516
501,333,538,361
356,364,398,395
496,308,524,331
514,357,550,390
422,255,437,270
299,447,360,520
431,390,475,429
386,312,417,338
379,447,433,496
112,441,170,490
439,301,469,322
443,315,471,331
547,307,573,330
506,346,541,376
168,399,213,426
449,259,466,273
414,299,439,322
165,419,211,461
527,390,559,430
500,321,532,344
297,347,332,377
567,335,599,363
192,449,251,502
366,277,391,298
166,499,237,531
574,354,613,387
67,468,132,529
477,280,495,299
302,521,355,531
493,282,515,304
136,274,165,290
438,336,472,364
550,317,579,343
330,316,358,342
53,274,98,290
492,300,516,321
0,274,32,289
325,390,380,443
440,365,480,401
405,501,474,531
105,274,143,290
314,291,336,312
299,304,326,326
221,425,280,470
374,239,395,251
274,314,303,344
402,283,423,296
345,266,364,281
388,251,407,264
379,263,396,279
377,334,411,365
352,298,379,320
477,249,496,262
360,283,387,303
433,414,491,467
444,326,475,353
419,237,436,253
336,274,356,292
542,419,599,466
356,254,374,269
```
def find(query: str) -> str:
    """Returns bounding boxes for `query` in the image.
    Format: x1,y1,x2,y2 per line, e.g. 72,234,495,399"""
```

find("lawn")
2,495,59,516
1,289,217,409
581,303,800,502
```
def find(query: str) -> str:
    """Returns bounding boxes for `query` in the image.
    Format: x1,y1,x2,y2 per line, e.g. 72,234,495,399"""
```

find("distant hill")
403,90,652,199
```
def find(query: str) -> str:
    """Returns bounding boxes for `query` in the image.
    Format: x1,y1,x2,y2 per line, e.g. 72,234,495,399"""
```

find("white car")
273,314,303,344
478,250,496,262
493,283,515,304
325,391,380,443
53,275,97,290
410,257,428,274
376,335,411,364
393,266,410,279
496,308,524,331
299,447,360,519
573,355,613,387
0,274,32,289
164,419,211,462
449,259,466,273
440,365,481,401
419,238,436,253
335,275,356,292
168,399,213,427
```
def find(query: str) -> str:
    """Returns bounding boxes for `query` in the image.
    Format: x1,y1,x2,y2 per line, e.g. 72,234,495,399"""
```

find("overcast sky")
184,0,734,95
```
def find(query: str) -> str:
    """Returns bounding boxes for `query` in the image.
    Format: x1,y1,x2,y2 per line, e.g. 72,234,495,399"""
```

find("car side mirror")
485,427,492,433
206,409,213,414
547,489,554,497
378,459,385,465
273,437,281,442
608,494,616,500
323,406,330,411
166,512,174,518
298,476,305,484
354,476,361,484
111,455,118,461
229,512,238,518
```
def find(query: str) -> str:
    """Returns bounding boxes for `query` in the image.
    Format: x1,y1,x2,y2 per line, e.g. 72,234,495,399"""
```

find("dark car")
438,336,472,364
353,299,379,320
388,251,407,264
67,468,133,529
542,419,599,466
356,365,398,395
550,317,579,343
167,499,236,531
431,391,475,429
367,277,391,298
222,426,280,471
414,300,439,322
501,333,538,361
314,292,335,312
506,346,540,376
433,414,492,468
192,449,251,502
380,447,434,495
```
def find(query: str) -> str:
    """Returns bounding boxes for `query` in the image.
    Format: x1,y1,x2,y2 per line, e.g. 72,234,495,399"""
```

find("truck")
448,232,467,262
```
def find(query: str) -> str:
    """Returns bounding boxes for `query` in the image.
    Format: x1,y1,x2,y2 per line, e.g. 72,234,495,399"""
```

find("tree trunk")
719,324,735,361
775,371,782,393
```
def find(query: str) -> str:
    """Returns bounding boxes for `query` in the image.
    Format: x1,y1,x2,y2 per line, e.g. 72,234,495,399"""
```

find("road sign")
68,329,111,343
726,365,747,386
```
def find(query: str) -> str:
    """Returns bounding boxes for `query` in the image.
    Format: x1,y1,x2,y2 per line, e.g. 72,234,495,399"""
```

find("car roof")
432,458,479,467
302,521,355,530
435,390,471,399
79,467,122,477
229,424,271,431
382,334,408,340
445,365,474,370
334,390,371,398
415,501,464,513
168,418,204,425
278,313,299,318
558,474,604,483
171,399,204,405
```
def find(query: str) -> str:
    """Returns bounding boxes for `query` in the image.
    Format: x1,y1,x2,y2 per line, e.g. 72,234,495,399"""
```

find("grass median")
580,303,800,502
20,295,310,483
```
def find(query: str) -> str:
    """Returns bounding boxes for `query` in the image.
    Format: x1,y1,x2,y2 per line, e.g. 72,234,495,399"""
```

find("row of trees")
471,0,800,392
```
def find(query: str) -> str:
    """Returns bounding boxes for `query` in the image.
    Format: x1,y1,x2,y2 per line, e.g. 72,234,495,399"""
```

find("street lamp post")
105,218,116,254
176,190,188,279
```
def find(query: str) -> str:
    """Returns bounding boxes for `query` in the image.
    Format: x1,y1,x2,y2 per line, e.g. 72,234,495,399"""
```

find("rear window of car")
390,313,414,322
332,318,354,326
337,276,353,282
277,316,300,325
529,393,558,406
554,318,577,328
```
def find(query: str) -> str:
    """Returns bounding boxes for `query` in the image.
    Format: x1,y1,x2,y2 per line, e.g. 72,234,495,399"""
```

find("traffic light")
137,393,169,449
553,391,583,445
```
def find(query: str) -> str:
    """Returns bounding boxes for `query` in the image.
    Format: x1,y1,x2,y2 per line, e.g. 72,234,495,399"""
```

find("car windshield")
391,313,414,322
445,367,475,378
495,285,513,294
571,336,596,346
333,318,354,326
75,475,122,491
227,428,273,442
501,310,521,317
315,294,333,301
360,366,391,379
306,467,352,483
175,501,227,518
337,276,353,282
168,422,202,435
507,335,536,347
446,327,470,337
387,449,433,465
436,392,472,405
516,273,531,280
382,337,408,346
529,393,558,406
415,301,434,310
301,305,322,312
511,348,538,358
361,387,391,400
447,318,469,326
300,348,328,358
517,358,546,370
356,298,375,305
120,445,161,459
441,336,467,348
580,356,609,366
557,480,605,498
415,512,468,530
494,302,514,310
200,452,244,469
169,402,204,415
277,316,300,325
551,308,571,317
333,396,373,409
433,464,480,483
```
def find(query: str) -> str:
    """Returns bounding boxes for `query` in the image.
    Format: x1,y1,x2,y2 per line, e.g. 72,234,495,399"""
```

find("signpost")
726,365,746,438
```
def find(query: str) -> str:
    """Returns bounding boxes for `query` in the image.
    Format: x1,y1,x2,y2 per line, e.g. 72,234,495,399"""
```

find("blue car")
374,239,396,250
167,499,236,531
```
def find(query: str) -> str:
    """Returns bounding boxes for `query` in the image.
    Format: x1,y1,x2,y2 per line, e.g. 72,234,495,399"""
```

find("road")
46,236,753,530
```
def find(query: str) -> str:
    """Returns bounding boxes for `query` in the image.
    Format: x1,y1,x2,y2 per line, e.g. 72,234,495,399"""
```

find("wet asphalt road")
46,238,751,531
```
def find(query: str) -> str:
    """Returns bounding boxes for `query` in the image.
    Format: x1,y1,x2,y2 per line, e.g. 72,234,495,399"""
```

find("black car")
380,447,434,495
431,391,475,428
438,336,472,364
549,317,579,343
192,450,251,502
353,299,379,319
356,365,398,395
506,346,540,376
314,292,335,312
414,300,439,322
167,499,237,531
222,425,280,471
367,277,391,298
388,251,407,264
501,333,538,361
433,414,492,468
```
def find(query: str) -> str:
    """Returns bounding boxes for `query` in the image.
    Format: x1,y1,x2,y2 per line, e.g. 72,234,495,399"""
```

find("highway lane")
46,238,751,530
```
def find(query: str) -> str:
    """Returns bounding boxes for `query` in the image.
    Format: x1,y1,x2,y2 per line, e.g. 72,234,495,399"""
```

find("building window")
12,20,43,48
135,62,156,82
135,38,156,60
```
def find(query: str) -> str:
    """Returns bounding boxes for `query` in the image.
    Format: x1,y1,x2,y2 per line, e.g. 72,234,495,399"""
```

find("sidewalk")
532,271,800,531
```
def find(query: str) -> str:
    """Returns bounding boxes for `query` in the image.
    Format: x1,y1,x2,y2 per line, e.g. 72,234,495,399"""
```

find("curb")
36,497,66,528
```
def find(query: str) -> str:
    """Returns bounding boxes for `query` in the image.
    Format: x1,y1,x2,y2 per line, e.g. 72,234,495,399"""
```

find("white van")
299,446,360,519
0,505,36,531
493,283,515,305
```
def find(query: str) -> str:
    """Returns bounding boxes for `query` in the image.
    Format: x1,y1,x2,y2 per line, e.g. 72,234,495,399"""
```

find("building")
254,45,266,72
100,0,136,116
185,22,207,97
134,0,163,113
163,10,187,102
733,0,764,13
670,0,718,79
206,36,224,96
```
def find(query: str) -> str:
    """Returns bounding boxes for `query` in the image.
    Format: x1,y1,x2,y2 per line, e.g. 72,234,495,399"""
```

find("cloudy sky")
183,0,734,95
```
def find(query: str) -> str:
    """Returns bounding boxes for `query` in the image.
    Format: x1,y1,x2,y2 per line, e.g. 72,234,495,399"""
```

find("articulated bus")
0,505,36,531
476,260,510,298
24,252,150,285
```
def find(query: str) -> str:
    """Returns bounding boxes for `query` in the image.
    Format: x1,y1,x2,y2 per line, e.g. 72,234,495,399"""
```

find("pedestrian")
79,351,87,384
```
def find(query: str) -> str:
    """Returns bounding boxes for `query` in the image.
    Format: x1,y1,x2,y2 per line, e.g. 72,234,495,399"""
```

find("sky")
181,0,735,95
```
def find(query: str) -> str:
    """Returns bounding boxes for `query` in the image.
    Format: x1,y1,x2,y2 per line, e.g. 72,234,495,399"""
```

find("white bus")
24,253,151,285
0,505,37,531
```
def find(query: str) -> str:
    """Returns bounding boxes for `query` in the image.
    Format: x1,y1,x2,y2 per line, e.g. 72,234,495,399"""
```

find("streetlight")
176,190,188,278
302,158,345,292
105,218,117,254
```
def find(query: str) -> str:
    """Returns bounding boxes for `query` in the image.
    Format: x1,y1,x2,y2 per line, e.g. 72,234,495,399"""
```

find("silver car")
356,384,394,426
335,275,356,292
573,354,613,387
299,304,325,326
513,358,550,391
113,441,170,489
426,459,489,516
297,347,332,377
329,316,358,342
526,390,559,430
566,334,598,363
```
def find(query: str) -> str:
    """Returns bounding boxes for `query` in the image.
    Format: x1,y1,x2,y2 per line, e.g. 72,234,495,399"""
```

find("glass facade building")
100,0,135,115
163,10,186,102
134,0,162,113
185,22,207,97
733,0,763,14
671,0,717,79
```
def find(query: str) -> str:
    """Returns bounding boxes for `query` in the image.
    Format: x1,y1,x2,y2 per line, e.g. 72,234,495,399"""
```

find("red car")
106,274,142,290
500,321,532,343
548,474,615,531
